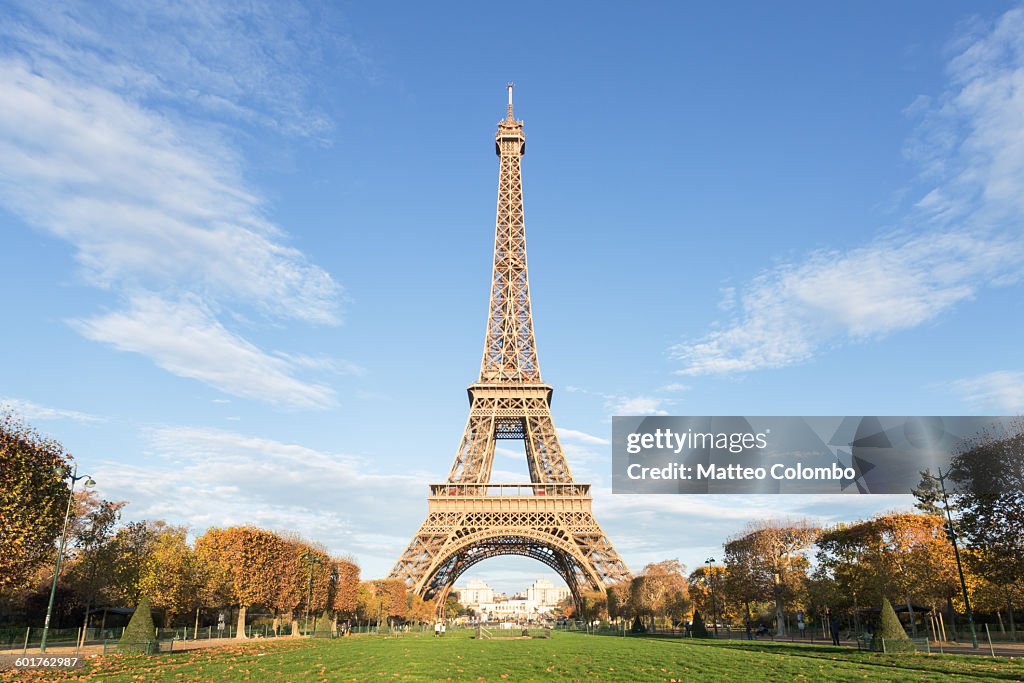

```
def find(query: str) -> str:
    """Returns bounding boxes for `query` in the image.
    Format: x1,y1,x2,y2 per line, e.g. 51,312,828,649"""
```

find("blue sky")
2,1,1023,595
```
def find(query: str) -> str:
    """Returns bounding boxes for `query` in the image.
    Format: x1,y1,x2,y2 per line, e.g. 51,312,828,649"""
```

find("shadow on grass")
574,630,1024,681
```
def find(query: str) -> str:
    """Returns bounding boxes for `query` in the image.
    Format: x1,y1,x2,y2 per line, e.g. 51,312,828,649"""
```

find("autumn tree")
104,520,170,606
407,593,436,626
630,560,689,631
816,513,958,636
949,420,1024,635
194,526,290,637
606,582,632,624
725,520,817,636
372,579,408,626
330,557,361,629
577,590,608,624
0,414,73,591
273,535,332,635
138,525,208,627
355,581,377,626
66,490,124,630
688,565,731,626
443,594,463,620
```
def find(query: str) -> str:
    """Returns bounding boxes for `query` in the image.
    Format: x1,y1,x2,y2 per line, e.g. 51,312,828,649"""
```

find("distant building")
526,579,570,606
455,578,569,620
476,598,553,622
453,579,493,609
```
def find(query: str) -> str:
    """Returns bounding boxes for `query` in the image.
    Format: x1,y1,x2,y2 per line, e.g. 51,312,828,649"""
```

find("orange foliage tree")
331,557,361,628
194,526,290,637
630,559,689,631
816,513,957,636
371,579,408,626
725,520,818,636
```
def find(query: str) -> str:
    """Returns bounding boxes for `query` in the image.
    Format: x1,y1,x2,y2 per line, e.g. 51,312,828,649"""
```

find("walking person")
829,614,841,646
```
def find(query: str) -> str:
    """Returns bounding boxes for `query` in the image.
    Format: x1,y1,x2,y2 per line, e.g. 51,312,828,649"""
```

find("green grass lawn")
5,630,1023,682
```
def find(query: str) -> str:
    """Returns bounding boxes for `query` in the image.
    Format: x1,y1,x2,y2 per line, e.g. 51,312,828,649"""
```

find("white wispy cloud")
0,2,358,407
71,294,335,409
0,397,103,424
2,1,357,139
672,8,1024,376
95,426,426,576
565,386,675,417
607,395,672,416
557,428,610,446
950,370,1024,413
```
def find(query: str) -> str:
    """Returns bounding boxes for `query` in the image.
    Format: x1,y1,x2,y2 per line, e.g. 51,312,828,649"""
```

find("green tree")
950,420,1024,636
0,414,73,591
912,469,945,516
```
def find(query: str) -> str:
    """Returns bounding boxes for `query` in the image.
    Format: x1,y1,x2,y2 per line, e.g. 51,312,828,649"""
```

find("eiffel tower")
389,85,631,607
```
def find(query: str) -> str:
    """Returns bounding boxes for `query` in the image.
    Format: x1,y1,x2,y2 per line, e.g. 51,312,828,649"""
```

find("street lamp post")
937,467,979,649
40,463,94,653
705,557,719,638
302,551,322,636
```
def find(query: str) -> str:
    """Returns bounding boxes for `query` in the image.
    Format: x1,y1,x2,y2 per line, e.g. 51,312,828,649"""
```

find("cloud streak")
673,8,1024,376
71,295,336,409
0,397,102,424
96,425,426,575
950,370,1024,413
0,2,357,407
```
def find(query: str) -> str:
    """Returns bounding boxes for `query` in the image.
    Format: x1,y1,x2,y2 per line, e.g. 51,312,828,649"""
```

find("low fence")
0,623,349,655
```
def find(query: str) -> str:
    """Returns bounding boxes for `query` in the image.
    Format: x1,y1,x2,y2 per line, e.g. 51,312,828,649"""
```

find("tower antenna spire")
506,82,514,120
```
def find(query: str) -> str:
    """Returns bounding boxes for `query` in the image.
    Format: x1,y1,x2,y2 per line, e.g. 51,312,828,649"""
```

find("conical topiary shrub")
630,615,647,633
119,596,156,654
691,610,709,638
872,597,914,652
314,612,333,634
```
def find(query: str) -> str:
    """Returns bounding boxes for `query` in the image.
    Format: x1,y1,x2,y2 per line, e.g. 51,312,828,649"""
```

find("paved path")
8,635,294,658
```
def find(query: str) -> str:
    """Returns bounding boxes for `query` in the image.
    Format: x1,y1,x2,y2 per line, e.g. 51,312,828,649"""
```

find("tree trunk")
236,605,247,638
946,596,957,640
291,613,300,637
773,583,785,637
193,607,200,640
1008,591,1017,641
905,594,917,637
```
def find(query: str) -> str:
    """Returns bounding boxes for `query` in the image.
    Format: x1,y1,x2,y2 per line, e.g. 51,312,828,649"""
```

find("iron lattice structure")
389,86,631,607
